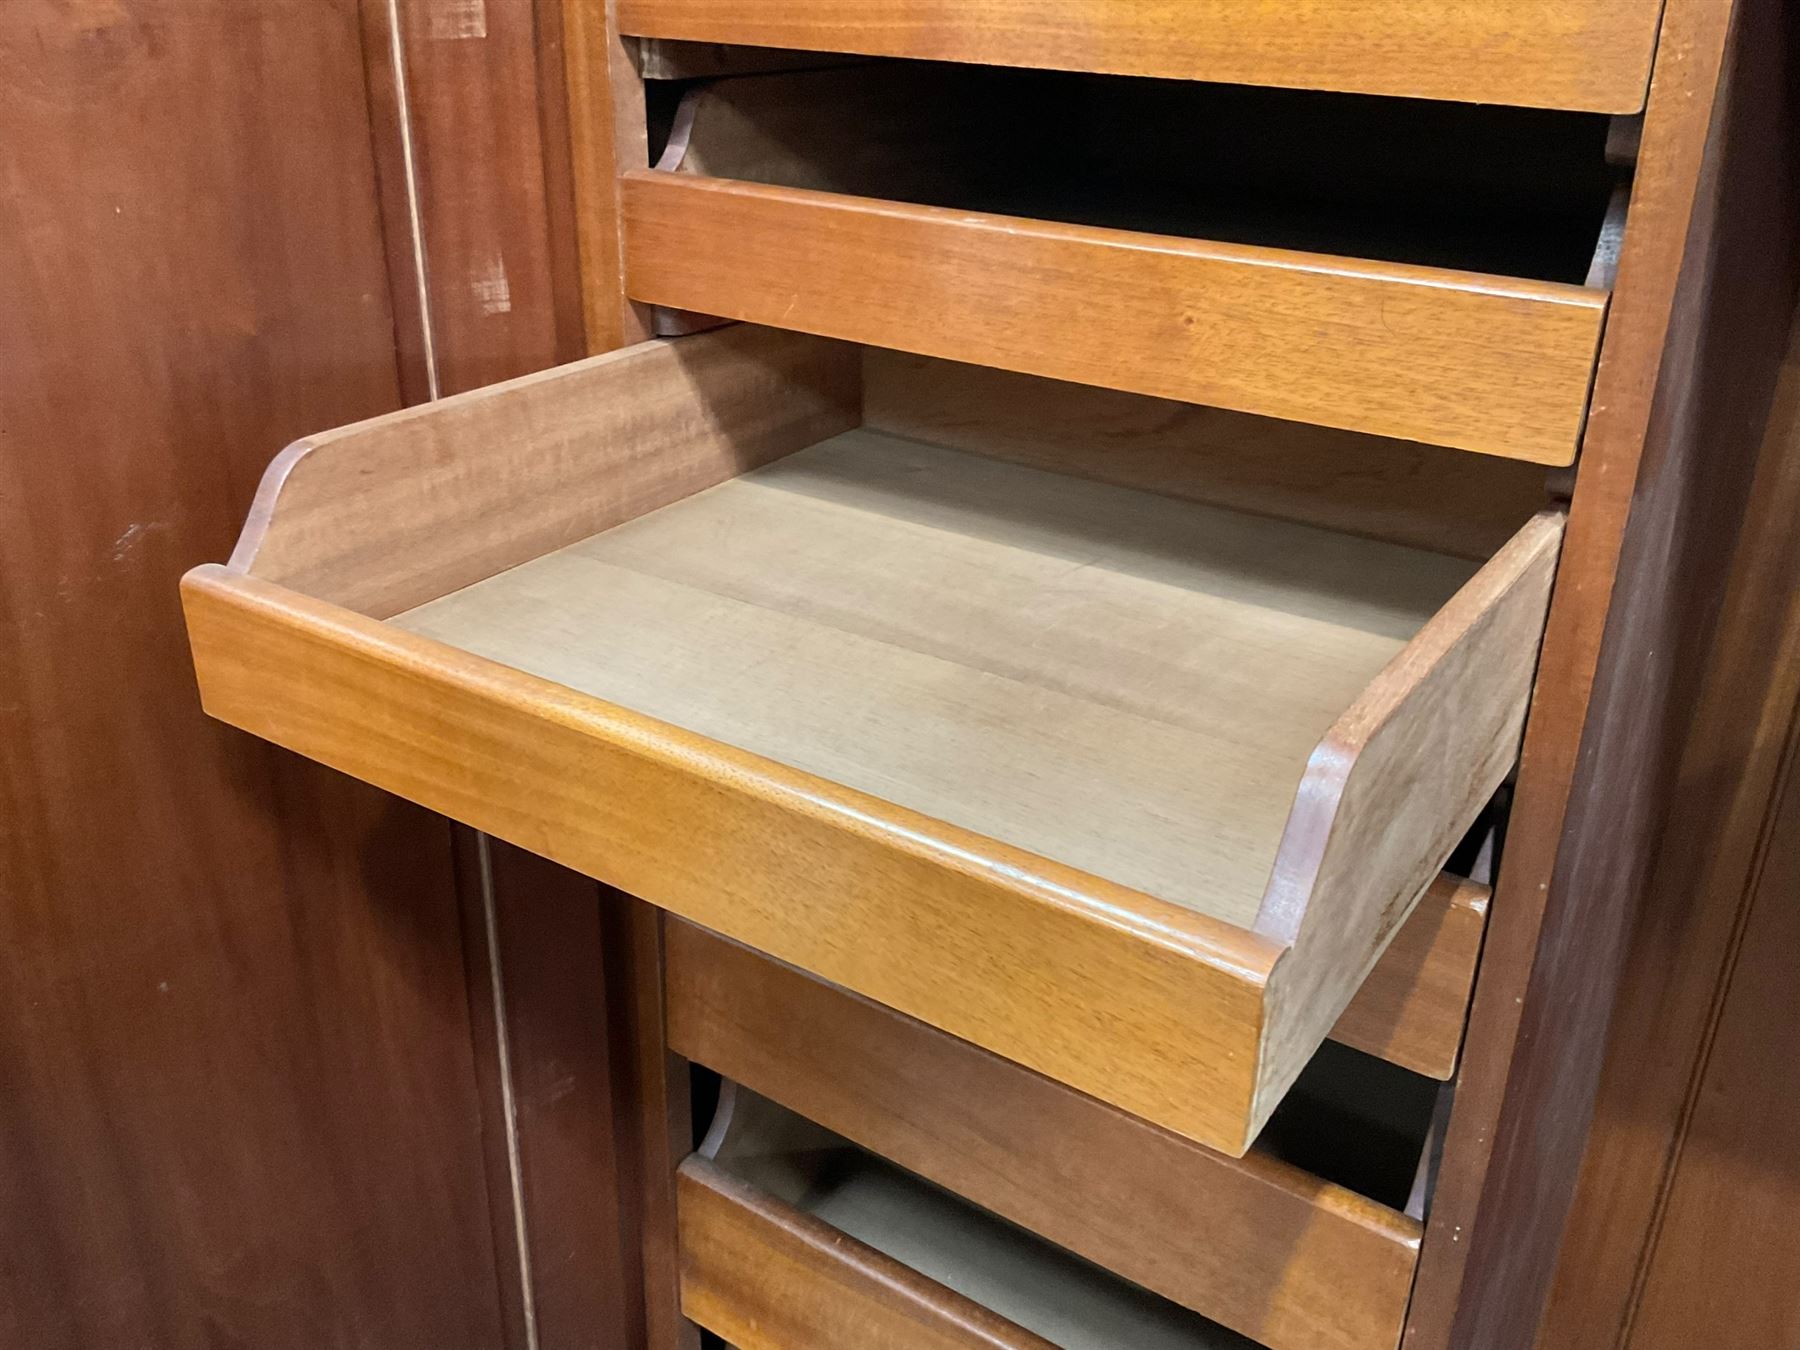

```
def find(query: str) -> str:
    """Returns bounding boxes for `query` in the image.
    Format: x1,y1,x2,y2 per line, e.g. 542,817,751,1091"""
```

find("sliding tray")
681,1083,1260,1349
669,920,1432,1350
623,66,1617,463
181,326,1561,1155
619,0,1663,113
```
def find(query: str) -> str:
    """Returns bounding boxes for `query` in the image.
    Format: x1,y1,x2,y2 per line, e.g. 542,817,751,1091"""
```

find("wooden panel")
864,352,1548,563
180,567,1286,1154
1404,0,1800,1344
455,841,645,1350
622,171,1608,462
233,325,859,616
562,0,653,351
1622,702,1800,1348
614,0,1664,113
365,0,584,398
678,1161,1050,1350
667,922,1422,1350
1538,195,1800,1349
396,430,1476,931
0,2,506,1346
600,896,702,1350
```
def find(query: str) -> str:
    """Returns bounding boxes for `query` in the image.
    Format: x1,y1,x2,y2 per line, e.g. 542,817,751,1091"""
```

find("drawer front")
622,171,1608,463
669,921,1423,1350
618,0,1664,113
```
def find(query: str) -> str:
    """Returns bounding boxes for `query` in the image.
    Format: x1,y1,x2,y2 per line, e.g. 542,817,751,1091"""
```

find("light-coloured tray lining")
397,428,1474,928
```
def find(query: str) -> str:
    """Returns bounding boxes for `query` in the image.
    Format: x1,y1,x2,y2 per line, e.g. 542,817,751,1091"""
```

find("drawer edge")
180,565,1282,1155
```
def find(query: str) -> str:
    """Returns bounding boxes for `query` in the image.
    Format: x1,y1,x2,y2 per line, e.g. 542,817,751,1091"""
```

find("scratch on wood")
427,0,486,40
111,521,169,562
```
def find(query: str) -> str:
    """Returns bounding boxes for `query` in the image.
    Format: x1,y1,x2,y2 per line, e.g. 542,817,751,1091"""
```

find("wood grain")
864,351,1548,562
233,325,858,616
1405,0,1800,1344
613,0,1663,112
180,566,1287,1154
667,921,1422,1350
677,1161,1051,1350
0,2,507,1345
622,171,1608,462
397,430,1476,931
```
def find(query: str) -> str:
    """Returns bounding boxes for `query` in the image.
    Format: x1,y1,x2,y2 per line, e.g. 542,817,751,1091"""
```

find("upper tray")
624,67,1615,463
618,0,1664,112
181,326,1559,1154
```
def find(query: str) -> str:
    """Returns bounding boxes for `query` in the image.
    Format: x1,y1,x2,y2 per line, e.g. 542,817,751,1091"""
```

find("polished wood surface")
1622,702,1800,1347
1540,252,1800,1347
678,1161,1051,1350
0,2,509,1344
667,922,1422,1350
1405,0,1800,1344
615,0,1662,112
233,326,858,615
864,352,1548,563
623,171,1608,462
397,429,1476,930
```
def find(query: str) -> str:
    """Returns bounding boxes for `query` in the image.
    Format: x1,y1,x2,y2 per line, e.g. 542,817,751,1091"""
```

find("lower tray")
669,919,1425,1350
680,1085,1258,1350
